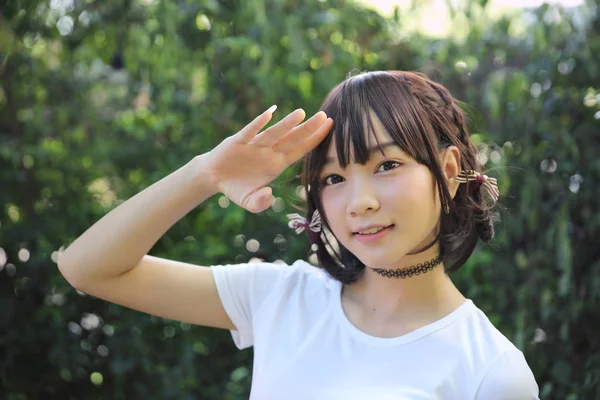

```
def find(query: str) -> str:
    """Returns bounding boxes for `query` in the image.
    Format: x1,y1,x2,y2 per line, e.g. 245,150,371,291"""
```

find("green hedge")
1,0,598,398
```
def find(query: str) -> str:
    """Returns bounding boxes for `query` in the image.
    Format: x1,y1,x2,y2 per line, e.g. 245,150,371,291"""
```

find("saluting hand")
203,106,334,214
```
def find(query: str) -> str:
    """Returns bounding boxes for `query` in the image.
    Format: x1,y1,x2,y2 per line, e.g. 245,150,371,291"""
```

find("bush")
1,0,598,398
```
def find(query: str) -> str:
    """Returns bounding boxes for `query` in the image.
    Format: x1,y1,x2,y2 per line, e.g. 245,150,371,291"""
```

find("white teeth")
358,227,385,235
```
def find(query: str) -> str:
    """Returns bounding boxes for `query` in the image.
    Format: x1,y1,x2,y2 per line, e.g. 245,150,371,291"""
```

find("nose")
346,178,380,217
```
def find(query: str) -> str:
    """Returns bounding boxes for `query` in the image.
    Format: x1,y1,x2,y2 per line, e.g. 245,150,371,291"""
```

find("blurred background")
1,0,599,398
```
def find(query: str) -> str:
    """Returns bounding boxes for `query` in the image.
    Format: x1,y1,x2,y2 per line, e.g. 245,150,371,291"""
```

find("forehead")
324,110,397,163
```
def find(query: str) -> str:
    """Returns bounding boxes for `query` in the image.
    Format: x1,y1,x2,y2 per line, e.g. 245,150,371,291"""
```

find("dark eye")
377,161,402,172
321,161,401,186
322,174,343,186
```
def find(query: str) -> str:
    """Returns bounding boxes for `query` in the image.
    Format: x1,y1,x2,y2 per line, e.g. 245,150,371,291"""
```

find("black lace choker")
373,253,443,279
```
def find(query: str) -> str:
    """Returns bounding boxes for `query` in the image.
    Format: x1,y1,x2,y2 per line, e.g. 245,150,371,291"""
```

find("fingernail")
266,105,277,114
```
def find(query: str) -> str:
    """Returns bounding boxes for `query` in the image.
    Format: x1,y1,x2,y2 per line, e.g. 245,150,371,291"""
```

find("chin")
354,254,397,270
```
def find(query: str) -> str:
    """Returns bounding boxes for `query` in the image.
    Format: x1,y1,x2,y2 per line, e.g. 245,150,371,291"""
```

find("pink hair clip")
287,209,322,235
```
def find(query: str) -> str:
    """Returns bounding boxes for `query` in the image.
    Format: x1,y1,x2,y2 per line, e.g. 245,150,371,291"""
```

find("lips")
353,225,394,243
353,224,394,235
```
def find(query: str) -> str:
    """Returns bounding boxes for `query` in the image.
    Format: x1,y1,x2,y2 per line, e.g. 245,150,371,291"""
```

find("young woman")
58,70,539,399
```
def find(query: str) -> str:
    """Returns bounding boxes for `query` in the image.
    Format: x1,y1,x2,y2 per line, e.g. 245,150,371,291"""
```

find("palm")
206,108,333,213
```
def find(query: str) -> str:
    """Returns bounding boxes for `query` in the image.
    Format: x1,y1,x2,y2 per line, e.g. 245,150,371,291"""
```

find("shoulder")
460,303,523,356
265,259,336,298
474,348,540,400
450,302,539,398
211,258,332,293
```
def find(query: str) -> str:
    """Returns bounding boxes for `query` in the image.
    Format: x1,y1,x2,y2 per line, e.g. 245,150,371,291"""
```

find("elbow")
57,257,86,291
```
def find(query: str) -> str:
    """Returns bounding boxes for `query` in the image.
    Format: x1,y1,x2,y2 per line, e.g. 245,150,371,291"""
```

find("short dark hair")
299,70,498,284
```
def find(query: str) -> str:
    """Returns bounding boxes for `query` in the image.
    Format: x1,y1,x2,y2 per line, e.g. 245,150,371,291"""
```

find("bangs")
306,71,443,185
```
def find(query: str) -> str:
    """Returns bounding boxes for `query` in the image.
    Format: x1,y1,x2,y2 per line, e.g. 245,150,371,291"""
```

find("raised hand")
202,106,334,214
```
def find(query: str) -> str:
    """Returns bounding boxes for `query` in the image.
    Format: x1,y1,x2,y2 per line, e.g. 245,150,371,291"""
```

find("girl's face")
318,115,442,270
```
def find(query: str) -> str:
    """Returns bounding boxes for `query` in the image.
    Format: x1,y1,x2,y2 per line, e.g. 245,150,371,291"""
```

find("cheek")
320,193,339,221
388,173,437,213
320,192,347,234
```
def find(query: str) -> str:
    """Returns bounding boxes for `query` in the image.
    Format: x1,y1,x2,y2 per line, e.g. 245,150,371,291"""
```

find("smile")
353,225,394,243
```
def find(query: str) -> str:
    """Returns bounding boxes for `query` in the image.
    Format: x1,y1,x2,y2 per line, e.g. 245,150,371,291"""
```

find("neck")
342,244,466,323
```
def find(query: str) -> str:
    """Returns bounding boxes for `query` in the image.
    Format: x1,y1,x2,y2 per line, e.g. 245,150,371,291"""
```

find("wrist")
186,153,220,199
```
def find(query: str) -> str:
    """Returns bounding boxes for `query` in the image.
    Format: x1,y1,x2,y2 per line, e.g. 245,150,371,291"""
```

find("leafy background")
1,0,599,398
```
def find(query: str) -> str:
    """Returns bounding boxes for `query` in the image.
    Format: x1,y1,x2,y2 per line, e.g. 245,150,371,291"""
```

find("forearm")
58,154,217,284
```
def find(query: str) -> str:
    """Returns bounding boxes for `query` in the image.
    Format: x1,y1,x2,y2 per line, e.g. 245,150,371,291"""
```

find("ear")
441,146,461,199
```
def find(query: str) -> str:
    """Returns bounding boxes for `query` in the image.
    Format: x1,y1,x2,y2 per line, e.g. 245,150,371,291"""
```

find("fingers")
273,111,328,152
284,117,334,164
249,109,307,146
236,105,278,143
245,186,273,214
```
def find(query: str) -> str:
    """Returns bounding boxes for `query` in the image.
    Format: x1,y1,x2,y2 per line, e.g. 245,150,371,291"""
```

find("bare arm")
57,154,238,329
58,154,215,283
57,107,333,329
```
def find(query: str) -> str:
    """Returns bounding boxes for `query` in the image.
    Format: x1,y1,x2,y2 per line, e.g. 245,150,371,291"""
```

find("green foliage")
1,0,599,398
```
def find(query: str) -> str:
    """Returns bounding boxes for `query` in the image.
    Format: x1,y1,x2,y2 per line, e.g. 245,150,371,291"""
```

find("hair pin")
456,170,500,204
287,209,322,234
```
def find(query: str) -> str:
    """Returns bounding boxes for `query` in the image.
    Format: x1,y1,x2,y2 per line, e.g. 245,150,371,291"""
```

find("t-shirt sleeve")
474,348,540,400
210,261,295,350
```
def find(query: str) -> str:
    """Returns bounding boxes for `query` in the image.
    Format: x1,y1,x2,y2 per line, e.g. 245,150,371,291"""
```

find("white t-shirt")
211,260,539,400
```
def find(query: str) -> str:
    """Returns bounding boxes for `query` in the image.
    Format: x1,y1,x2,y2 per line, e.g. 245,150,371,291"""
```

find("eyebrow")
323,141,399,167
